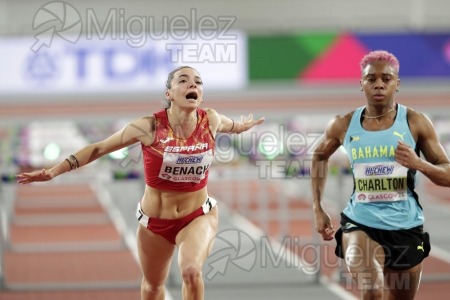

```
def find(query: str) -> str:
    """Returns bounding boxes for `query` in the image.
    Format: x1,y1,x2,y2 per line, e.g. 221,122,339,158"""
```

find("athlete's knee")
345,249,369,273
181,264,202,285
350,269,385,299
141,277,165,296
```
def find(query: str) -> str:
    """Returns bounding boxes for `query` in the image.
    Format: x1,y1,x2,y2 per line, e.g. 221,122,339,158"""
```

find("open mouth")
186,92,198,100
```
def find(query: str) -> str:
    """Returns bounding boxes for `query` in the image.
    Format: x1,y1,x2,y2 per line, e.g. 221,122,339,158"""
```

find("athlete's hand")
16,169,55,184
237,114,265,133
395,140,422,170
314,208,335,241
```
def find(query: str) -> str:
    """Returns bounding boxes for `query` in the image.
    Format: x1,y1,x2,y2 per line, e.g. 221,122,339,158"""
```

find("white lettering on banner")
166,43,237,63
0,34,247,95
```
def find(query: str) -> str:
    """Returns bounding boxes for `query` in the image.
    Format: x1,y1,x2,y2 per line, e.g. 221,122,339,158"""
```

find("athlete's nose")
188,79,197,89
374,78,385,90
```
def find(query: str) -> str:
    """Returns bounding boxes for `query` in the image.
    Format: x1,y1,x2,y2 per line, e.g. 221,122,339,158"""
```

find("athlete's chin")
369,97,392,105
371,95,386,101
185,98,201,105
180,102,201,110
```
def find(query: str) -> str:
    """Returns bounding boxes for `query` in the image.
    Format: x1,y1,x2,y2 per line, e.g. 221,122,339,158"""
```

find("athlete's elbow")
435,164,450,187
440,177,450,187
87,143,104,162
430,175,450,187
312,153,328,164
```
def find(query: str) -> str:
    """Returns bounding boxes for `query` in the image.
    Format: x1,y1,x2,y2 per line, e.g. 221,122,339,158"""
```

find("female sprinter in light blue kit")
311,50,450,299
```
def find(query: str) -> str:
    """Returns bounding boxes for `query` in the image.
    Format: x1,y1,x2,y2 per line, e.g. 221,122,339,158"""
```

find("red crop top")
141,108,215,192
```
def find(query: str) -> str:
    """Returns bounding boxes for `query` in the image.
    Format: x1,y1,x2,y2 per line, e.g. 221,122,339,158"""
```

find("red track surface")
1,93,449,118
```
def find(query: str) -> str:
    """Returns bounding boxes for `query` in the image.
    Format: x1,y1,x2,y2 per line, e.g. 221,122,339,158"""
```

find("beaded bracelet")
65,158,74,171
70,155,80,168
66,155,80,171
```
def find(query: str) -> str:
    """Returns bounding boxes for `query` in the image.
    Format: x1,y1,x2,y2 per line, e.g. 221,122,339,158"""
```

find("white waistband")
136,197,217,227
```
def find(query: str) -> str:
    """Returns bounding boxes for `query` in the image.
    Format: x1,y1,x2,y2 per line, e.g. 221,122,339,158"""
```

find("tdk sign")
23,40,174,92
66,46,172,80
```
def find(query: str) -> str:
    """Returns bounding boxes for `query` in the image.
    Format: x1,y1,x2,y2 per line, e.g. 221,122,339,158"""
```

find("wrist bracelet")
70,155,80,168
65,158,74,171
229,119,235,133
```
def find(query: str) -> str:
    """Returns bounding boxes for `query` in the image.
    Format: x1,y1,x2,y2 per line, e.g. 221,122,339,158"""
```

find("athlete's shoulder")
133,115,156,129
404,105,429,124
153,109,167,119
329,110,355,130
203,107,220,122
203,107,217,115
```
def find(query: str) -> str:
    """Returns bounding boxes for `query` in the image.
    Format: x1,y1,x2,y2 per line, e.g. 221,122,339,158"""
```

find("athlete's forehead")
174,68,201,79
362,61,397,77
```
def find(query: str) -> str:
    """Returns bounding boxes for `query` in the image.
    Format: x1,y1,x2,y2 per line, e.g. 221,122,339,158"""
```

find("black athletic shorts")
335,213,431,270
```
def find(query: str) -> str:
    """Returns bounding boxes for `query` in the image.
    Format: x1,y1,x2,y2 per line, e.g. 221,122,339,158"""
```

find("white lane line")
226,205,357,300
430,244,450,265
92,181,174,300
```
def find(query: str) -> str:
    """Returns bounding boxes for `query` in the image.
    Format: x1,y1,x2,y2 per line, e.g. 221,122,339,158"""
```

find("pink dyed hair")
360,50,400,74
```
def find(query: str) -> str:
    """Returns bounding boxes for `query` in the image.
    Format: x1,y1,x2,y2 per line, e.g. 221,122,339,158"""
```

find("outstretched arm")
311,115,348,241
16,116,155,184
395,112,450,187
219,113,265,134
205,108,264,135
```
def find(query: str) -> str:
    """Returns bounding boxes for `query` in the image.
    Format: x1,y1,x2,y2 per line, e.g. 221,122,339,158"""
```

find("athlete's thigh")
137,223,176,284
342,230,385,275
176,206,219,266
384,263,423,300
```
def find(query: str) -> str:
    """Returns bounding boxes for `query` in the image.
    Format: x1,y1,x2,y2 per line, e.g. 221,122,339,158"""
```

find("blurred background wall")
1,0,450,175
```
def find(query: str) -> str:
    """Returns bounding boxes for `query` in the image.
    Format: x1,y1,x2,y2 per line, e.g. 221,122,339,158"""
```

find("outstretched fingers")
16,169,51,184
240,113,265,129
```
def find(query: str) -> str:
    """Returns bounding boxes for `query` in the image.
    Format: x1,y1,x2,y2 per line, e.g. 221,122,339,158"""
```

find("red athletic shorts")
136,197,217,244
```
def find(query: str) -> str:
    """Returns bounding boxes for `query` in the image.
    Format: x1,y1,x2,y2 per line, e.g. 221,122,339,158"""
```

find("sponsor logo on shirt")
176,156,204,164
160,137,174,144
164,143,209,153
393,131,406,141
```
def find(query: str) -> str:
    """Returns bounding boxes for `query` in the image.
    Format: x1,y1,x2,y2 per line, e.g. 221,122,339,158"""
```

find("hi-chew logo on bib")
354,161,408,202
365,165,394,176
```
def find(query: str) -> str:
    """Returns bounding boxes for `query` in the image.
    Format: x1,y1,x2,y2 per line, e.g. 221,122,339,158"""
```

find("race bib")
353,161,408,202
159,149,214,183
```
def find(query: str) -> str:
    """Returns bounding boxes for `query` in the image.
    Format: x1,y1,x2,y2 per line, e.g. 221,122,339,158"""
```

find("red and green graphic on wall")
248,32,450,82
